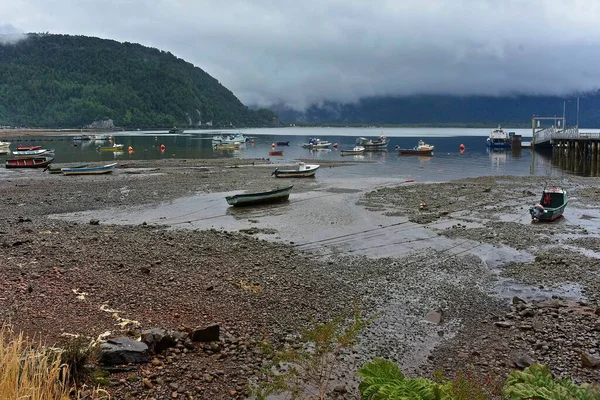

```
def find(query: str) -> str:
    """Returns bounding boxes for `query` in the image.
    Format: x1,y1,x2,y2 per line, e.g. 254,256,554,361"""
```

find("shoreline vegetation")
1,158,599,399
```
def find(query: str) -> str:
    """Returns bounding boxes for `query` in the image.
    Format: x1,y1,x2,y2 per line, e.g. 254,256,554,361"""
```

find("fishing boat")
301,138,331,149
269,150,283,156
61,163,118,176
12,149,55,158
398,140,434,156
44,164,89,174
340,146,365,156
529,187,568,222
5,156,54,169
15,145,40,151
169,127,184,134
98,144,124,152
272,162,319,178
276,141,290,146
225,185,293,207
486,126,511,148
356,135,388,150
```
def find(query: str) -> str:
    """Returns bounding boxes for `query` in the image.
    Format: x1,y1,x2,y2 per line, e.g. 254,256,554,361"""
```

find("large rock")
99,337,149,365
581,352,600,368
141,328,178,353
189,323,220,342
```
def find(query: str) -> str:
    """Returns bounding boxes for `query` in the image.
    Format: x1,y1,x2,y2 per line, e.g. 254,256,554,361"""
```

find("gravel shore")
1,161,599,398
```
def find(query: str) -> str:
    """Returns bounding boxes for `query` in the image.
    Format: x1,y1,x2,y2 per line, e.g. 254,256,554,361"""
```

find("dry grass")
0,324,109,400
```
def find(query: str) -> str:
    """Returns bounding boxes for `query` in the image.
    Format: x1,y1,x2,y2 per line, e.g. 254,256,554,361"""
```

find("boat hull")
46,164,89,174
529,189,568,221
340,151,364,156
226,185,293,207
98,145,124,152
61,163,117,175
398,149,433,156
269,151,283,156
6,157,54,168
486,142,511,148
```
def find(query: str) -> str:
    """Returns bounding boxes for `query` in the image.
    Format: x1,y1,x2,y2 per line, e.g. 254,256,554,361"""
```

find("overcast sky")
2,0,600,109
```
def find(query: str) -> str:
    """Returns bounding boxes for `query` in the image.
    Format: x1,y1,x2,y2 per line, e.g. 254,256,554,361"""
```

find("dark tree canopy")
0,34,279,128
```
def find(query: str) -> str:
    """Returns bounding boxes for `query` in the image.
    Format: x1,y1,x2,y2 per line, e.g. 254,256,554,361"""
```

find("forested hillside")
0,34,279,128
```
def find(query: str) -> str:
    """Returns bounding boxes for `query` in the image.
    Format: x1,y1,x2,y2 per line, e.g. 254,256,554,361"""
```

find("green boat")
44,164,88,174
225,185,293,207
529,187,568,222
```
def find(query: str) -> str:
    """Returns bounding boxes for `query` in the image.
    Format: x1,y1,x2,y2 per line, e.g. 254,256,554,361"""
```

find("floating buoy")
459,143,465,150
333,143,338,148
271,143,275,148
250,140,255,144
160,144,166,151
128,146,134,154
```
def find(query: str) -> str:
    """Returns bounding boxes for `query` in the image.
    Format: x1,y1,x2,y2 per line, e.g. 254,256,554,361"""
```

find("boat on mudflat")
12,149,55,158
5,156,54,169
0,141,10,149
61,163,117,176
356,135,388,150
44,164,89,174
398,140,434,156
529,187,568,222
225,185,293,207
15,145,40,151
340,146,365,156
272,162,319,178
269,150,283,156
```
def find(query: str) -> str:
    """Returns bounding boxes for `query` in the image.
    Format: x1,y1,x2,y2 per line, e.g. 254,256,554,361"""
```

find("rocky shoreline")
1,160,599,398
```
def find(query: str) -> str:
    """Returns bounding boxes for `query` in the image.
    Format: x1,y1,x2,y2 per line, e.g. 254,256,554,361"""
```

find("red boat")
269,151,283,156
16,145,42,151
5,157,54,169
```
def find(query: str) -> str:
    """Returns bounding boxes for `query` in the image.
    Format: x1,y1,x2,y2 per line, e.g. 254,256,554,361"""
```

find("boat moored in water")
355,135,388,150
98,144,124,152
301,138,331,149
12,149,55,158
272,162,319,178
225,185,293,207
340,146,365,156
398,140,434,156
486,126,511,148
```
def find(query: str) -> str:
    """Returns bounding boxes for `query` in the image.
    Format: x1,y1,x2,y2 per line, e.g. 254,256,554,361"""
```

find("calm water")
0,127,593,180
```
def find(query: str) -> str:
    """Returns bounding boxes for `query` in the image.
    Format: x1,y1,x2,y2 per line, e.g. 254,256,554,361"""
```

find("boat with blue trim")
61,163,117,175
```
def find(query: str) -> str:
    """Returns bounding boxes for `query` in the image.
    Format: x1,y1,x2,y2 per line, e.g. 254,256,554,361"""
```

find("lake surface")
0,127,595,180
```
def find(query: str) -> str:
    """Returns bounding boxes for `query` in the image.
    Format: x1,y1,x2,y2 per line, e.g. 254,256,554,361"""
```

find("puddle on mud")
492,279,584,302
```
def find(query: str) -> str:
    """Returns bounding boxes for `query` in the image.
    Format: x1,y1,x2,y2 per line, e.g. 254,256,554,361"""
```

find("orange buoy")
160,144,166,151
128,146,134,154
271,143,276,148
250,140,255,144
333,143,338,148
459,143,465,150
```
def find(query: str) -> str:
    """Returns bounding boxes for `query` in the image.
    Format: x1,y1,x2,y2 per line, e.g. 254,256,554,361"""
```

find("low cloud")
0,23,27,44
2,1,600,109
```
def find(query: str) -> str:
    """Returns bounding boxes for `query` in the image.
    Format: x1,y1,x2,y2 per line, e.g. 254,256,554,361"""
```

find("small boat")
301,138,331,149
169,127,184,134
12,149,55,158
226,185,293,207
272,162,319,178
276,141,290,146
16,145,41,151
398,140,434,156
98,144,124,152
72,135,92,141
486,126,511,148
340,146,365,156
62,163,118,176
5,156,54,169
530,187,568,222
212,133,247,144
0,141,10,148
269,150,283,156
356,135,388,150
44,164,89,174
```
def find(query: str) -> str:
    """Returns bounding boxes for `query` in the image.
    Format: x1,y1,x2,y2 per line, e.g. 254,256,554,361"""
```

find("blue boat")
61,162,117,176
486,126,511,148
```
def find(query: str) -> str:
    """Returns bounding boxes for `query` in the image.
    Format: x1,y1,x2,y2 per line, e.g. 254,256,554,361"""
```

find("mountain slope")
0,34,278,128
270,94,600,127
